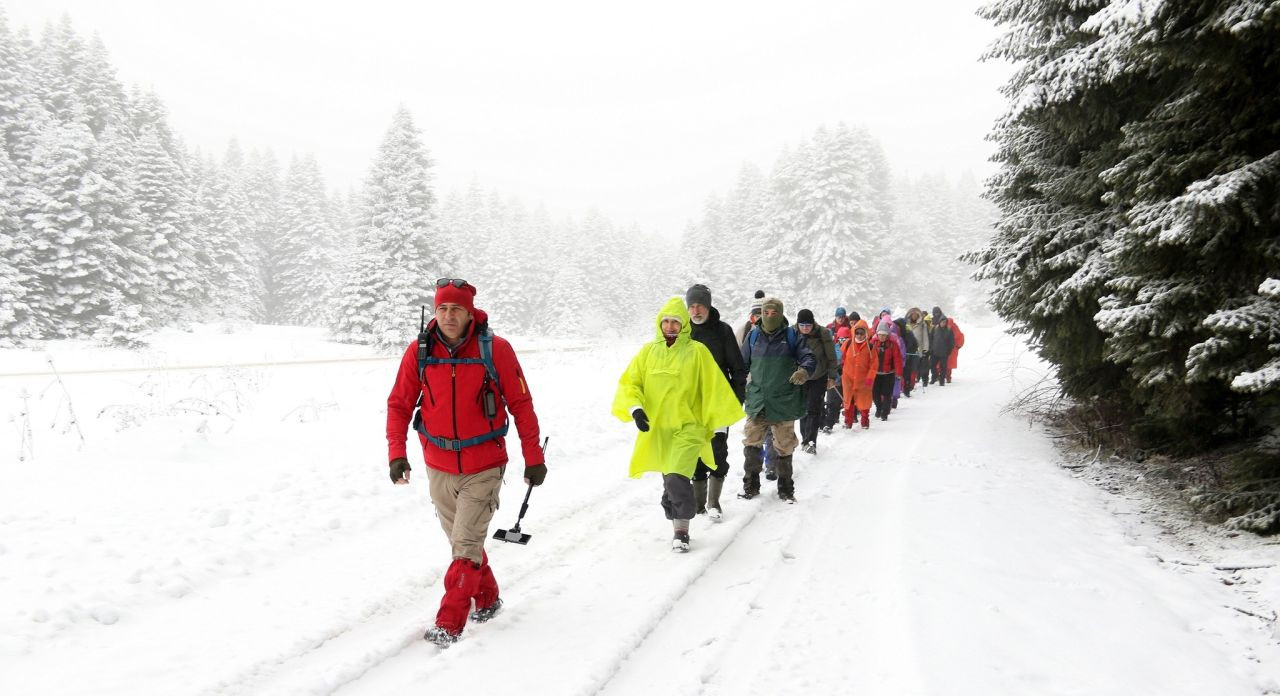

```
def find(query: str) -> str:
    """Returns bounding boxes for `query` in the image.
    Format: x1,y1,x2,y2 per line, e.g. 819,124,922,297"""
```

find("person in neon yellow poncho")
612,296,745,553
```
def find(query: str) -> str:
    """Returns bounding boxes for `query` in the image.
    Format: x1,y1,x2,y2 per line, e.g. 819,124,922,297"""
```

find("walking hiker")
686,284,747,520
822,325,851,433
904,307,930,394
385,279,547,647
737,289,766,346
612,297,744,552
796,308,836,455
928,306,955,387
826,306,852,334
871,321,902,421
841,320,875,429
945,313,965,384
739,297,816,503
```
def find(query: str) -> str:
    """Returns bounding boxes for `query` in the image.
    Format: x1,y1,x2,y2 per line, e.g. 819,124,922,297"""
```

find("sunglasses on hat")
436,278,469,289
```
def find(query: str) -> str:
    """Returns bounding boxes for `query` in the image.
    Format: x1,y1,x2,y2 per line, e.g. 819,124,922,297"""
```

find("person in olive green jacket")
612,297,744,552
739,297,816,502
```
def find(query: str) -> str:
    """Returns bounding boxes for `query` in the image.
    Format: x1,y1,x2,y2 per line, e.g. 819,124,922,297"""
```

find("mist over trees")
970,0,1280,458
0,9,673,349
676,124,995,324
0,8,993,353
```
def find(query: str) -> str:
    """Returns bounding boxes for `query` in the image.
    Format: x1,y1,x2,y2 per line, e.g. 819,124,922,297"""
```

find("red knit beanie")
434,282,476,313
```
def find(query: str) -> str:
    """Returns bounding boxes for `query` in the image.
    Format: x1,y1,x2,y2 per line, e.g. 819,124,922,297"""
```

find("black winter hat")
797,309,815,325
686,284,712,308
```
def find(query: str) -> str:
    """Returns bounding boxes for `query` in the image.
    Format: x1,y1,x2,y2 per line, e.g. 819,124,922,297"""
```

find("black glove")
389,457,410,484
633,408,650,432
524,463,547,486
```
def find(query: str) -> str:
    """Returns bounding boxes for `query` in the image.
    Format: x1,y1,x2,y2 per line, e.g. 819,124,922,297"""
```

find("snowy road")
2,326,1276,695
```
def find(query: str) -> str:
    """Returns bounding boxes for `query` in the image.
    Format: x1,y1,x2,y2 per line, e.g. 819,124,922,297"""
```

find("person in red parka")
870,320,903,421
946,315,965,383
386,279,546,647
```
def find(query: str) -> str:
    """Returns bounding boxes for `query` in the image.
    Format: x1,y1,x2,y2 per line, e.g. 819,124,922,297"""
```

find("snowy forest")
0,9,994,353
677,124,994,319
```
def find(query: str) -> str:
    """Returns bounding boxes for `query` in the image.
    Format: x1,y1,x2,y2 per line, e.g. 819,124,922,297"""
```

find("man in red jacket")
386,279,546,647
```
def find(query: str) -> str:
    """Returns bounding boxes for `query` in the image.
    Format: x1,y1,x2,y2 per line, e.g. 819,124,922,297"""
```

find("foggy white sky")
6,0,1011,236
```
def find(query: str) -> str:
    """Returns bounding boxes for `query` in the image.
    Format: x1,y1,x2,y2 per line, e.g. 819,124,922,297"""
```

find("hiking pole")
493,436,548,545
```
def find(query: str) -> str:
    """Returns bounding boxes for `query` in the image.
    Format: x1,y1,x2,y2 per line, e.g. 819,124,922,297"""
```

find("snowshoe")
469,597,503,624
671,531,691,553
424,625,461,647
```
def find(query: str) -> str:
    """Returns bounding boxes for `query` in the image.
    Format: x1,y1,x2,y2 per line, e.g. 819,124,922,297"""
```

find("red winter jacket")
386,309,544,475
869,335,902,377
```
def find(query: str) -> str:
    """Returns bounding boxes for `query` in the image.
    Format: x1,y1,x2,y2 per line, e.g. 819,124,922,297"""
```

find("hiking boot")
707,477,724,521
778,489,796,503
424,625,461,647
469,597,503,624
765,471,777,481
671,531,691,553
860,411,870,429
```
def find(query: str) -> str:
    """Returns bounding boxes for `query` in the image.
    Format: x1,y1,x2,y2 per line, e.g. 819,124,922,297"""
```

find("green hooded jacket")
611,297,745,478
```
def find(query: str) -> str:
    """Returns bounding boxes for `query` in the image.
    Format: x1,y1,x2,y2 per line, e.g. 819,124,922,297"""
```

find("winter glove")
524,463,547,486
633,408,650,432
789,368,808,385
389,457,410,484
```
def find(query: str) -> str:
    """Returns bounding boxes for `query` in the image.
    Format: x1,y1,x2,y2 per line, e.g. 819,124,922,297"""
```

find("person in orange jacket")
840,319,875,429
946,314,965,383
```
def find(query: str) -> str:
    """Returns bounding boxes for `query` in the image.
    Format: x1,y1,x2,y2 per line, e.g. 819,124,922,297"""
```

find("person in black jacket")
686,284,747,520
928,306,955,386
796,308,836,454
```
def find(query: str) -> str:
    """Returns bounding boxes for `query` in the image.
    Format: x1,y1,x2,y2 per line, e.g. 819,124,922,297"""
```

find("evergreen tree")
772,124,887,312
244,148,283,320
197,155,261,321
1093,1,1280,429
134,126,198,323
0,144,33,345
276,155,337,325
24,121,150,340
969,0,1132,401
333,106,446,348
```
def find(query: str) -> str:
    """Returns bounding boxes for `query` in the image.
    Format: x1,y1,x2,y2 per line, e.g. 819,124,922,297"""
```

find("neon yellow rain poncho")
611,297,745,479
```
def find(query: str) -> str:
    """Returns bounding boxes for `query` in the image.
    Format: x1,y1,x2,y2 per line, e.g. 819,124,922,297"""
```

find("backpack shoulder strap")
477,327,500,387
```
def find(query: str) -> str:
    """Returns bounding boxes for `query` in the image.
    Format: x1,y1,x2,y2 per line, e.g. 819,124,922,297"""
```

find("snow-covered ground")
2,323,1278,695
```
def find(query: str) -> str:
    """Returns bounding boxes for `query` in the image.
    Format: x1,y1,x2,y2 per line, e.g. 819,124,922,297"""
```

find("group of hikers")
384,279,964,646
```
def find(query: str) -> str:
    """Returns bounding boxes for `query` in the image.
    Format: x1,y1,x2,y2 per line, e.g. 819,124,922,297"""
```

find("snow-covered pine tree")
23,121,151,340
333,106,446,349
134,125,199,325
478,190,530,329
77,35,130,139
276,155,337,325
197,154,262,322
33,16,88,127
772,124,886,313
969,0,1133,401
243,148,283,321
0,144,33,345
1092,1,1280,434
720,163,772,316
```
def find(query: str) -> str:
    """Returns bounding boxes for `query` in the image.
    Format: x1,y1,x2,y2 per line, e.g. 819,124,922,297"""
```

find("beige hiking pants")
427,466,504,565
